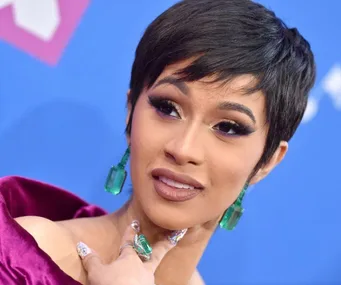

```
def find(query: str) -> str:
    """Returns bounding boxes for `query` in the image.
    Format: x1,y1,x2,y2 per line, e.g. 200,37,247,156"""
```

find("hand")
76,221,186,285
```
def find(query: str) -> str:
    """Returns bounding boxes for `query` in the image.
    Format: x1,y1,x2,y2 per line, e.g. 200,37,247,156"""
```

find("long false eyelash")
214,121,255,136
148,95,181,117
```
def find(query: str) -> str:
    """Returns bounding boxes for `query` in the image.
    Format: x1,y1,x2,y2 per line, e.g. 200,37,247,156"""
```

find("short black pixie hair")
126,0,316,171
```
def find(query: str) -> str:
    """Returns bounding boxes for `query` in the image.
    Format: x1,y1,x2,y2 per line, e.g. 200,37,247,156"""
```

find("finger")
118,220,140,259
76,241,102,273
145,229,187,272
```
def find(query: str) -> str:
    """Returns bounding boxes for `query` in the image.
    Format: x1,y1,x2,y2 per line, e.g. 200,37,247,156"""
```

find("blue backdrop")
1,1,340,284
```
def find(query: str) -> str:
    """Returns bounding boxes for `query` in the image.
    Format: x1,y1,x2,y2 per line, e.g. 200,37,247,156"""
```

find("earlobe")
249,141,288,185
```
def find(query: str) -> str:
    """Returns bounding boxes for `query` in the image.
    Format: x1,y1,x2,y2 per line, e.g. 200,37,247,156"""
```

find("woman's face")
128,61,287,230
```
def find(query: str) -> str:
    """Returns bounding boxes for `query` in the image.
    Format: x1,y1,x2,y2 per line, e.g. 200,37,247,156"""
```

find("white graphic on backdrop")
0,0,60,41
303,64,341,123
323,65,341,109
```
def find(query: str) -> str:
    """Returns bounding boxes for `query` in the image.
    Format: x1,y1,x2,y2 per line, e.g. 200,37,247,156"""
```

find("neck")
110,196,219,285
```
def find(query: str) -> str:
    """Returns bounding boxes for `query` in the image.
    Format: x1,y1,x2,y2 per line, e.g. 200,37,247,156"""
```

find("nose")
164,123,205,166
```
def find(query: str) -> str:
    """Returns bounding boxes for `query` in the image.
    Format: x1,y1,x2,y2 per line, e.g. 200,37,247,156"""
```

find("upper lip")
151,168,204,189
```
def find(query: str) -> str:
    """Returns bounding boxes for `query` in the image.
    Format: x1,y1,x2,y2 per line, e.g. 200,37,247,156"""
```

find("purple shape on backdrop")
0,0,90,65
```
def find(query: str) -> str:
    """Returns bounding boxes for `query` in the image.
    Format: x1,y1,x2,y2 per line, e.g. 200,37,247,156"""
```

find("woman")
0,0,316,284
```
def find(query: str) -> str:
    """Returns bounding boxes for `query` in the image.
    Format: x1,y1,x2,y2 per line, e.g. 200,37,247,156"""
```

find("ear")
249,141,288,185
126,89,132,145
126,89,132,124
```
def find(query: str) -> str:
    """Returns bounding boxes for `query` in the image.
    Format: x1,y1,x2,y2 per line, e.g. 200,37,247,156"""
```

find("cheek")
209,137,264,202
130,96,177,157
129,98,165,180
130,102,151,167
130,100,159,156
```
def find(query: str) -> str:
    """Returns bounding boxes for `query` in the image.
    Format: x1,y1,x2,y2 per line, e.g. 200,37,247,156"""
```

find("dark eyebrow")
218,101,256,124
153,76,189,95
153,76,256,123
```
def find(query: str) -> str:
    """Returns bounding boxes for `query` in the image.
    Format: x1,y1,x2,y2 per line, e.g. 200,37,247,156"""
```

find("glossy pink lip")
151,168,204,189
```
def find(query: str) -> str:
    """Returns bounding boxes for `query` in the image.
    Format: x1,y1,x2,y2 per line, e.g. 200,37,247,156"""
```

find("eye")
213,121,254,137
148,96,181,118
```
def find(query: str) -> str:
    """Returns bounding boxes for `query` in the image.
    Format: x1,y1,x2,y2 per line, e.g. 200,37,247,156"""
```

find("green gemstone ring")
133,234,152,261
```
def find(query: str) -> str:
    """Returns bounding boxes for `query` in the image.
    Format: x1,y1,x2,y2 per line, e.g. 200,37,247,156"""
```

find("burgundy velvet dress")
0,176,107,285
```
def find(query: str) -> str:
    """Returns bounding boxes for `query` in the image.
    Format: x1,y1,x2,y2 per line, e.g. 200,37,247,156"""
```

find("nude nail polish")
76,242,92,259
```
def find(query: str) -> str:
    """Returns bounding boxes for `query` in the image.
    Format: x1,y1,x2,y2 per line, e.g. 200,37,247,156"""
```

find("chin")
148,211,190,231
133,176,211,230
139,195,199,231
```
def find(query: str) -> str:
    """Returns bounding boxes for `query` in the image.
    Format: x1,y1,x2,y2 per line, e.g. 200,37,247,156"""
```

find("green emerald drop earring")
105,147,130,195
219,183,249,230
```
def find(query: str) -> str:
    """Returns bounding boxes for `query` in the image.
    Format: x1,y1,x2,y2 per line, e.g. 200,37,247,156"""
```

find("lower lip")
153,177,201,202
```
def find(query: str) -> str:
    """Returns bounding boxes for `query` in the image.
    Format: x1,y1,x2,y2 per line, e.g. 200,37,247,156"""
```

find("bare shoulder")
15,216,87,284
189,269,206,285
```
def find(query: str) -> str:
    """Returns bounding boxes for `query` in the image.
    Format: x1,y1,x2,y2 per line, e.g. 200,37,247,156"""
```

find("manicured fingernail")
76,242,91,259
131,220,140,232
168,229,187,245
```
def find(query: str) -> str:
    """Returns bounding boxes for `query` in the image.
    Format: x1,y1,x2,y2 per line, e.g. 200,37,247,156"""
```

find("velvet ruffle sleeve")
0,176,107,285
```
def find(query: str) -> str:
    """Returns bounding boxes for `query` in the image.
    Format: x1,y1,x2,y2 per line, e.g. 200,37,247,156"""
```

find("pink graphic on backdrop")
0,0,90,65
